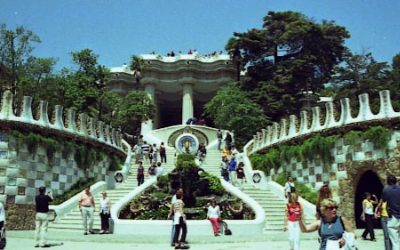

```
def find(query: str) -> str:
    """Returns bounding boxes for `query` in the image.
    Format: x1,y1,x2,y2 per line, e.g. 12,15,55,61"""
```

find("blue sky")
1,0,399,70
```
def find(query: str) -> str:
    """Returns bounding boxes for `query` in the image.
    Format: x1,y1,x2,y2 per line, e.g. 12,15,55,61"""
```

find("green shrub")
364,126,391,149
344,130,362,146
200,172,224,194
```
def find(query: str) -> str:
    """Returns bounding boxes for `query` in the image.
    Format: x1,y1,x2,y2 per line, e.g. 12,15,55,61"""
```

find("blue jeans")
381,217,392,250
387,217,400,250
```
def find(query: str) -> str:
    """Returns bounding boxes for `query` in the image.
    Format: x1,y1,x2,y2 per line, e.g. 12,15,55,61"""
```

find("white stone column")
182,83,194,124
141,84,155,134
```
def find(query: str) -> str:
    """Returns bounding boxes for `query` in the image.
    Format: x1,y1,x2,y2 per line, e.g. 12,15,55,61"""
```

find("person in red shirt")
284,193,303,250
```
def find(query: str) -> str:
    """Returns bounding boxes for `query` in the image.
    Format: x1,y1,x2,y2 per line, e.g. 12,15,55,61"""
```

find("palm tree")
130,55,144,84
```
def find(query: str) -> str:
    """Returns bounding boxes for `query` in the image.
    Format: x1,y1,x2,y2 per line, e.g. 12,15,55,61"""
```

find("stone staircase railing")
0,90,124,153
250,90,399,154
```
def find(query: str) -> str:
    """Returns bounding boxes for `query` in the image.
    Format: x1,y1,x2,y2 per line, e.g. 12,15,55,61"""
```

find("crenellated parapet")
0,91,124,154
250,90,400,154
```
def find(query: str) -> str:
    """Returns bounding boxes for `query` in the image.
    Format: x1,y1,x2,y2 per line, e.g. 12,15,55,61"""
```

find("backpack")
221,221,232,235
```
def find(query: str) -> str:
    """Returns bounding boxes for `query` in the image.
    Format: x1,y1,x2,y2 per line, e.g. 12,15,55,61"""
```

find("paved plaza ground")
6,229,384,250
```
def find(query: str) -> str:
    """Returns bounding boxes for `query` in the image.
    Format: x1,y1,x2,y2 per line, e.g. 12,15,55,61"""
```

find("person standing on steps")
34,186,53,248
159,142,167,163
284,177,296,199
284,193,302,250
217,129,223,151
137,161,145,186
99,191,111,234
236,162,246,191
228,156,237,185
361,192,378,241
79,186,95,235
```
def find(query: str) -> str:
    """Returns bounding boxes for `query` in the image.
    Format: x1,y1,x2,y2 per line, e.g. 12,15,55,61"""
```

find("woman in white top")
99,191,111,234
207,199,221,236
361,192,378,241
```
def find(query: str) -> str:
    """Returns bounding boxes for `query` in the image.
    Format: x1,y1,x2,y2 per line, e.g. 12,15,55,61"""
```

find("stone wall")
0,131,117,229
269,131,400,228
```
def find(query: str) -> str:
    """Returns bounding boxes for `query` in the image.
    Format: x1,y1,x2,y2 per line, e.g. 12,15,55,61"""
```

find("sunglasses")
326,206,338,210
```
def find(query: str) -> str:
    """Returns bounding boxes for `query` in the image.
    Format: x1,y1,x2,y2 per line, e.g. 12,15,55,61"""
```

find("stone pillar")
141,84,155,134
181,84,194,124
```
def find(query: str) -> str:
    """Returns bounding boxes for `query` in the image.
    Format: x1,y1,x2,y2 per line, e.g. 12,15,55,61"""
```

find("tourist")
141,141,150,165
155,162,164,176
79,186,95,235
169,188,183,246
221,146,229,159
231,146,239,157
160,142,167,163
148,162,157,177
284,177,296,199
375,198,392,250
133,143,143,164
228,156,237,185
284,193,302,250
316,183,332,219
361,192,378,241
170,192,189,249
99,191,110,234
152,143,158,163
224,132,233,151
148,144,154,163
382,175,400,250
217,129,223,151
207,199,221,236
236,162,246,190
220,156,229,182
0,200,5,249
299,198,354,250
137,161,145,186
34,186,53,247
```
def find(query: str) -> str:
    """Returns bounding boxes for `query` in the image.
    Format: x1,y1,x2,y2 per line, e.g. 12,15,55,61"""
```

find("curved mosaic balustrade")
250,90,398,154
0,90,124,153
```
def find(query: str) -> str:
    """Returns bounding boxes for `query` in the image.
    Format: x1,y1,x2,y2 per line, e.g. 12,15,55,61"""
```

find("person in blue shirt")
382,175,400,250
228,157,237,185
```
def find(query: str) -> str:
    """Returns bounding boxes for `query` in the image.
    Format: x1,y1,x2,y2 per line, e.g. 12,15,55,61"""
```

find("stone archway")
354,170,383,228
337,159,388,228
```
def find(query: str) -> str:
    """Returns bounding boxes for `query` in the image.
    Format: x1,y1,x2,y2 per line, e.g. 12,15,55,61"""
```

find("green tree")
226,11,350,121
326,51,391,113
112,91,155,135
130,55,144,83
0,24,41,106
203,84,268,148
63,49,110,117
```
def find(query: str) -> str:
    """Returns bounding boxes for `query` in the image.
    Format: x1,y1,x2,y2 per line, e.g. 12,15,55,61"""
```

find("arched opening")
354,170,383,228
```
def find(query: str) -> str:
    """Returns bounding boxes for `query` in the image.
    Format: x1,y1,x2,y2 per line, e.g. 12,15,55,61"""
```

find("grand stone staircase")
49,151,176,232
49,147,314,233
203,149,314,232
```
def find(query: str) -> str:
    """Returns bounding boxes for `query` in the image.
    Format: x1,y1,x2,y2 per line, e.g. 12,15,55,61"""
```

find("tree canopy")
226,11,350,121
203,84,268,148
